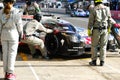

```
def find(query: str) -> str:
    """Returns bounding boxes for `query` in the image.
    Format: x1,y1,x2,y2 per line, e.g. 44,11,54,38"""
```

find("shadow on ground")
52,53,91,60
0,78,4,80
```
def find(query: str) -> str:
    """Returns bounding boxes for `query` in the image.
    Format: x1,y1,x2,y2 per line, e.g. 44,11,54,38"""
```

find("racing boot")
5,73,16,80
40,47,50,60
43,55,50,60
32,49,41,59
100,61,104,66
89,60,96,66
32,53,40,59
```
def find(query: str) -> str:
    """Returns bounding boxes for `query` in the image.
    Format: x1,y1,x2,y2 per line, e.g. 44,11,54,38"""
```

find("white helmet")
102,0,109,4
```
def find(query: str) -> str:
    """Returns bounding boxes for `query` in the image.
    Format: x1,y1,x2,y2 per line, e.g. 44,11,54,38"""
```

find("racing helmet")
26,1,31,6
3,0,16,3
94,0,103,3
102,0,110,6
33,13,42,22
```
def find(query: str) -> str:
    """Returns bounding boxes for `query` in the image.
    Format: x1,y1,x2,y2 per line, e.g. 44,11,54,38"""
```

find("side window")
69,24,76,32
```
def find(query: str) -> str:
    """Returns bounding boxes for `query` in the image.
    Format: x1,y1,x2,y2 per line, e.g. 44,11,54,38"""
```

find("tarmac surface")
0,8,120,80
0,51,120,80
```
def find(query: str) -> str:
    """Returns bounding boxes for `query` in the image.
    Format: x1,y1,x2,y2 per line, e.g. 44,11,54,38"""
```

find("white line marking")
106,64,120,74
28,63,39,80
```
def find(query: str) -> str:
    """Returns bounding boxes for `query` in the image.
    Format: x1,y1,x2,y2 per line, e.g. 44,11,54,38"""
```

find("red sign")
22,15,33,19
111,10,120,20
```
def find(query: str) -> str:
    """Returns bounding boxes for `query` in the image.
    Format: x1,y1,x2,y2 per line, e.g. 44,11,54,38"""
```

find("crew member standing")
0,0,23,79
87,0,116,66
23,0,41,15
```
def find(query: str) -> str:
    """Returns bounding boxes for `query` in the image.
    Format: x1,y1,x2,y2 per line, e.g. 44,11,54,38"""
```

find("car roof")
57,19,70,24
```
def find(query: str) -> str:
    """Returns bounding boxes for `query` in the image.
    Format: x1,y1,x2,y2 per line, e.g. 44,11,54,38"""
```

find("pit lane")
0,13,120,80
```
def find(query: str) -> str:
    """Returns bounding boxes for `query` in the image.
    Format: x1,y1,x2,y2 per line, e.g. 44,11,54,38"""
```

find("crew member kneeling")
21,13,53,59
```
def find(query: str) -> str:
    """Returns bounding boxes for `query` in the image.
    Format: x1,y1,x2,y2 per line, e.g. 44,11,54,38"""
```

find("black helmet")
26,1,31,6
33,13,42,22
3,0,16,3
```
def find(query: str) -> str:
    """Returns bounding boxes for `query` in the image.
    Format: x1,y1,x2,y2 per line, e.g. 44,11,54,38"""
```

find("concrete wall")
41,8,66,14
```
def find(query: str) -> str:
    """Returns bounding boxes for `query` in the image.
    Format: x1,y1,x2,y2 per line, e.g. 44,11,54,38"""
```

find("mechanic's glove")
107,27,111,34
87,29,92,36
46,29,53,33
53,29,60,34
113,23,120,28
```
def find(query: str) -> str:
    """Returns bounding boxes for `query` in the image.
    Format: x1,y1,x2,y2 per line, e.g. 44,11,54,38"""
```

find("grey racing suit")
88,4,116,61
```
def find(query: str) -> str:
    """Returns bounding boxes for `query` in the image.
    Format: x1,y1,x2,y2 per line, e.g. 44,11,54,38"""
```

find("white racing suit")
21,19,53,57
0,7,23,73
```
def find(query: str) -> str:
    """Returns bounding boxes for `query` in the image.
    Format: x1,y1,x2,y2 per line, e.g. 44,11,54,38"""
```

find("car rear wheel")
45,33,83,57
45,33,69,56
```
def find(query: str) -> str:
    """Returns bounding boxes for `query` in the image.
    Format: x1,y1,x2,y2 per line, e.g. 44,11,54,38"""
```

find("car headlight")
78,31,88,36
80,38,85,42
70,35,80,43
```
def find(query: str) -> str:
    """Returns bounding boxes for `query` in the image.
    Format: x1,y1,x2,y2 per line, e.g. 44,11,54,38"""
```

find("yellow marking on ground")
80,58,90,60
19,52,28,61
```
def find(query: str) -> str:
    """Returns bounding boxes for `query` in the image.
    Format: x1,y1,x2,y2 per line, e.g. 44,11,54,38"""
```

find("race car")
42,18,118,57
70,9,89,17
19,15,118,58
41,18,91,57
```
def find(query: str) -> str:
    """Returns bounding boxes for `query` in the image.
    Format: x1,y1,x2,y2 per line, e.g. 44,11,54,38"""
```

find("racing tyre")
45,33,59,55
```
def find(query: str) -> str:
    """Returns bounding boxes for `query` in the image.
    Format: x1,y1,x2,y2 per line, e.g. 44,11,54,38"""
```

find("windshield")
58,24,76,32
42,19,76,32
